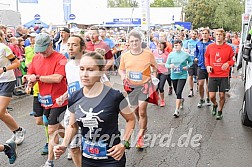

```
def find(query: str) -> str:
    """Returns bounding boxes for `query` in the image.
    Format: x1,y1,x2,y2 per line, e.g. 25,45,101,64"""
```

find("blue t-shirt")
103,38,115,50
68,85,128,166
185,39,199,61
165,50,193,80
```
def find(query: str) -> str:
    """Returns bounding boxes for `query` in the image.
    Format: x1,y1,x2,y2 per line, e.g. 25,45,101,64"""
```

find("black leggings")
157,73,168,93
167,74,172,87
172,79,186,99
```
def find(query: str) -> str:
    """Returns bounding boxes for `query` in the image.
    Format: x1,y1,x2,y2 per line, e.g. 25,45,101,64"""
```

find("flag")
63,0,71,22
19,0,38,3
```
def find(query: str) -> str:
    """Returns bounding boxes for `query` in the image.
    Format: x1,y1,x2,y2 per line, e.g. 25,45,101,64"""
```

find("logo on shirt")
215,52,221,63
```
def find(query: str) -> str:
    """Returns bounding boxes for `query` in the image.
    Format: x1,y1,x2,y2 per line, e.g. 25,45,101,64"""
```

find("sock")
13,127,22,134
45,125,49,143
47,160,54,164
3,144,11,152
218,111,222,114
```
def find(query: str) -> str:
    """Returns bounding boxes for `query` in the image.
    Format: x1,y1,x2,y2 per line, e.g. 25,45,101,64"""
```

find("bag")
146,81,159,105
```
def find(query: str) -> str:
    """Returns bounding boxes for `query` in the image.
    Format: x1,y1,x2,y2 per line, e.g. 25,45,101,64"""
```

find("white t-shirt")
0,43,16,82
60,43,68,55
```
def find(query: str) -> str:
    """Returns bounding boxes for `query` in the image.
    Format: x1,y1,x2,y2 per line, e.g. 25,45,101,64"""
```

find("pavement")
1,72,252,167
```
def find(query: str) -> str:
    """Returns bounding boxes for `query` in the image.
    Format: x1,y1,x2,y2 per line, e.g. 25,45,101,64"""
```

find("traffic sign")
34,14,40,20
69,14,76,20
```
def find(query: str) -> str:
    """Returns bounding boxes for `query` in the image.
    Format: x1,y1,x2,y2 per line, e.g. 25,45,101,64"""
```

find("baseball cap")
27,32,37,37
60,27,70,33
34,33,51,52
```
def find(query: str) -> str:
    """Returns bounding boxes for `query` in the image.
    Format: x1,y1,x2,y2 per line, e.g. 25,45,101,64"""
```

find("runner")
25,33,68,167
55,27,70,58
0,30,26,145
194,28,213,108
53,51,135,167
153,40,168,107
119,30,157,148
165,39,193,117
0,140,17,164
205,29,235,120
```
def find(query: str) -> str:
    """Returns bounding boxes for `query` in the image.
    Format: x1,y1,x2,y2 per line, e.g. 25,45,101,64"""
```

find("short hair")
89,26,99,33
202,28,210,34
128,30,142,41
70,34,85,48
215,28,225,37
82,51,105,71
0,30,4,43
158,40,167,49
173,39,183,46
99,27,106,31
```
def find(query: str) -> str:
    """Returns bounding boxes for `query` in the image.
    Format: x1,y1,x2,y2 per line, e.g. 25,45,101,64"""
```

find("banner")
63,0,71,22
19,0,38,3
140,0,150,31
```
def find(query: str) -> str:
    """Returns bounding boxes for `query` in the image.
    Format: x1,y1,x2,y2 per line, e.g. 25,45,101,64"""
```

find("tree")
150,0,174,7
107,0,138,8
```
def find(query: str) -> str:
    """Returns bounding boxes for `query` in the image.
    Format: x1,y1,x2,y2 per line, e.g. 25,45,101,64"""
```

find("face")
215,31,224,43
159,34,166,41
190,31,197,40
128,36,141,50
89,30,99,42
60,31,69,40
173,43,182,52
79,56,103,87
201,30,209,40
6,30,13,38
158,43,165,50
29,36,35,44
67,37,84,59
36,44,51,58
99,29,106,38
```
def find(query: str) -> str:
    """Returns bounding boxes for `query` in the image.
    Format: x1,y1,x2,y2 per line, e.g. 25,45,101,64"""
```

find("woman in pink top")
153,41,169,107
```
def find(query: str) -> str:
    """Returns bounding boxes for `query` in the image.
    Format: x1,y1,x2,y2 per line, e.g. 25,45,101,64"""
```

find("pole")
16,0,19,12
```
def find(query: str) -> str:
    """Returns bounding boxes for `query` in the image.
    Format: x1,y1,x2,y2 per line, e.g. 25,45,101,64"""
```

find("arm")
27,74,64,84
204,47,212,73
118,55,126,80
0,53,20,74
194,44,199,61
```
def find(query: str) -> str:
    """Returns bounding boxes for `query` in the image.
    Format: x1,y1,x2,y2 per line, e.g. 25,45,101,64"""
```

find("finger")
107,146,115,152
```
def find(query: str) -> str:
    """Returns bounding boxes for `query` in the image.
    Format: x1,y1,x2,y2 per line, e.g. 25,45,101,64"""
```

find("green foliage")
150,0,174,7
185,0,244,31
107,0,138,8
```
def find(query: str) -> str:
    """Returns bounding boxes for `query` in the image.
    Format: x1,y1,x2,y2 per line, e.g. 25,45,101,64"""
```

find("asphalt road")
1,73,252,167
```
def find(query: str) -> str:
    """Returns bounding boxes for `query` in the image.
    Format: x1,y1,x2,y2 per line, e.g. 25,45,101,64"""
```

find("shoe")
168,87,172,95
197,99,205,108
193,76,197,83
188,90,194,97
42,160,54,167
29,111,34,116
7,107,13,111
4,140,17,164
136,136,144,148
67,148,72,160
180,98,184,109
173,109,179,118
7,128,26,145
211,105,218,116
41,143,48,155
160,99,165,107
216,111,223,120
206,98,211,106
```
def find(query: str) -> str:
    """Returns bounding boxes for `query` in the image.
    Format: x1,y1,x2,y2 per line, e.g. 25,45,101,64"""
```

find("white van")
237,13,252,127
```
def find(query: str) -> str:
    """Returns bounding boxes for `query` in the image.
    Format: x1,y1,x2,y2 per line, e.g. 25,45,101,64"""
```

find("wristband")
2,67,7,72
36,75,40,81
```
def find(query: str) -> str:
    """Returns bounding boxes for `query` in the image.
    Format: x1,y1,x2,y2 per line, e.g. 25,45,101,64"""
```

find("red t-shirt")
205,43,235,78
85,41,113,60
28,51,68,108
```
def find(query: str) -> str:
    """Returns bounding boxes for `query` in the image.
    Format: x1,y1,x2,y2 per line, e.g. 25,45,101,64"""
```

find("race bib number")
128,71,142,81
38,94,53,107
155,58,164,64
173,65,182,73
82,139,108,160
68,81,81,96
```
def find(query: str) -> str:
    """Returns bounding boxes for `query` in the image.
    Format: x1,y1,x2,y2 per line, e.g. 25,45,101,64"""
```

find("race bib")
68,81,81,96
155,58,164,64
38,94,53,107
82,139,108,160
128,71,142,81
173,65,182,73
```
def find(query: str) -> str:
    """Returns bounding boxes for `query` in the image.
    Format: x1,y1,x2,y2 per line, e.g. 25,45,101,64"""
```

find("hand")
194,58,198,62
0,68,3,75
28,74,36,83
56,95,65,106
182,66,188,70
25,86,31,94
22,75,28,83
107,143,126,161
120,74,126,81
221,63,229,70
170,64,175,68
53,145,67,160
207,66,213,73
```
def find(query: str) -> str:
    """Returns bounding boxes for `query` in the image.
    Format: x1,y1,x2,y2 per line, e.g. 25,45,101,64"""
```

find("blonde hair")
215,29,225,37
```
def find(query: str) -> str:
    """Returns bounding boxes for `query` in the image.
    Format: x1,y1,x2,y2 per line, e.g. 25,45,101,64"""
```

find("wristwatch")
35,75,40,81
2,67,7,72
121,140,130,149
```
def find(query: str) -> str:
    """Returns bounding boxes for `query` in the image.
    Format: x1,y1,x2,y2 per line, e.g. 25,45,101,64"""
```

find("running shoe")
206,98,211,106
216,111,223,120
7,107,13,112
41,143,48,155
136,136,144,149
160,99,165,107
67,152,72,160
29,111,35,116
211,105,218,116
42,160,54,167
193,76,197,83
180,98,184,109
4,140,17,164
197,99,205,108
188,90,194,97
168,87,173,95
173,109,180,118
7,128,26,145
